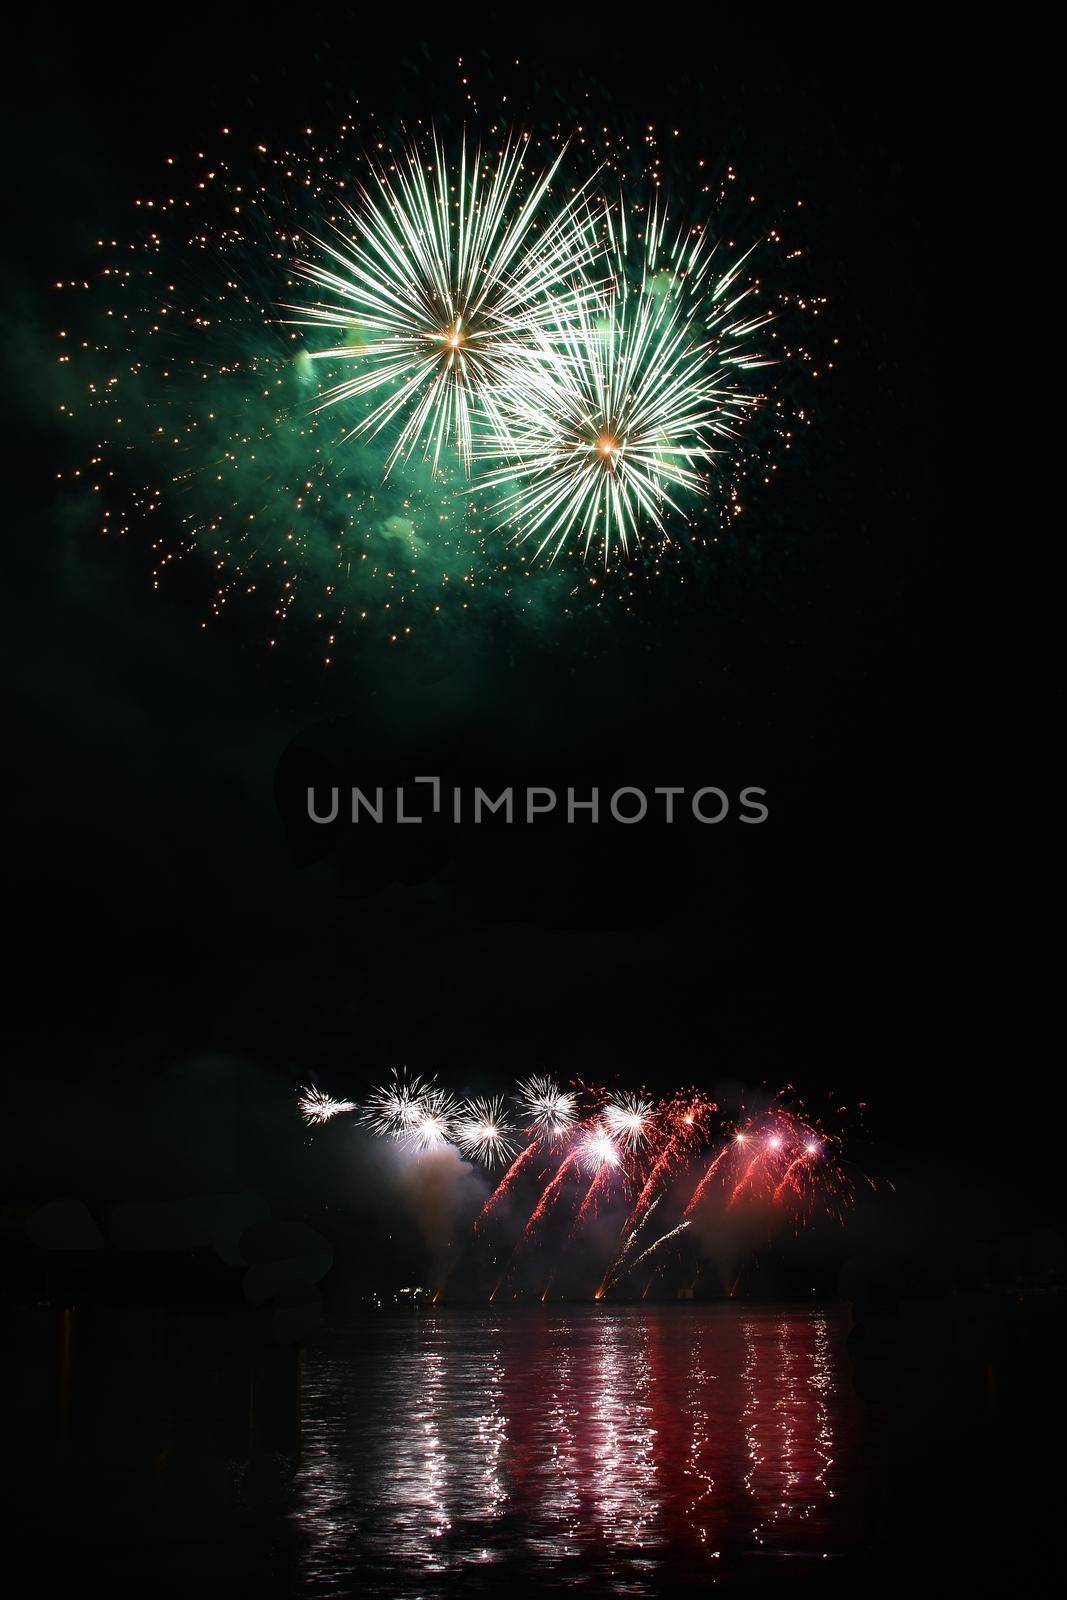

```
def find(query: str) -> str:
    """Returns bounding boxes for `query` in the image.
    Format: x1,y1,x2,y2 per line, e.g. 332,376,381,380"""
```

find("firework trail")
728,1144,767,1208
682,1141,733,1216
630,1141,681,1221
629,1220,692,1274
476,1138,541,1226
596,1197,661,1298
772,1146,817,1202
596,1095,709,1293
629,1095,711,1223
573,1163,612,1228
525,1147,582,1236
297,1087,359,1125
489,1144,582,1301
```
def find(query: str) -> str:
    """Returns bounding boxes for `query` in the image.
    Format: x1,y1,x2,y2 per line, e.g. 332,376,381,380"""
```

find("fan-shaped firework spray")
298,1078,868,1297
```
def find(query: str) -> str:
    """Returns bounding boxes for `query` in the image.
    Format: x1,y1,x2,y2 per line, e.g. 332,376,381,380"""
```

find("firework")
579,1125,622,1172
404,1087,461,1153
629,1093,712,1219
475,199,771,563
300,1074,866,1297
682,1141,733,1216
524,1147,582,1234
596,1094,711,1294
573,1163,613,1225
603,1093,654,1150
515,1074,577,1140
477,1138,542,1226
629,1219,691,1273
297,1086,359,1125
456,1096,518,1168
675,1111,851,1226
289,133,600,474
772,1146,817,1202
59,91,818,652
361,1069,432,1137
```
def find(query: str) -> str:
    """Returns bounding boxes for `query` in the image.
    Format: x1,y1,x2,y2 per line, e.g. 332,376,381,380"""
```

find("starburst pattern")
404,1086,462,1153
476,202,772,563
515,1074,577,1139
288,133,600,473
57,102,820,650
455,1096,518,1167
362,1070,430,1136
604,1092,654,1150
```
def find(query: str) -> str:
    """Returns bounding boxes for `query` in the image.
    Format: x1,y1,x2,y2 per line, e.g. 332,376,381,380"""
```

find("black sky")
1,11,1058,1247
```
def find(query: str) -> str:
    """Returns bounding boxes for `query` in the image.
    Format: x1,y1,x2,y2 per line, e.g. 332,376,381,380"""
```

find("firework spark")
773,1147,816,1201
289,133,600,473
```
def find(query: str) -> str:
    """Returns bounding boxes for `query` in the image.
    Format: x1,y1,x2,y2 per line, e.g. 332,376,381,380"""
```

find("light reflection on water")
293,1305,860,1595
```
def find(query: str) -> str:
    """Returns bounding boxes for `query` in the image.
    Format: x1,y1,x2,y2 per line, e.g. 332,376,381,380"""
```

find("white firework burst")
455,1096,517,1168
580,1125,622,1172
476,200,772,563
362,1069,431,1137
297,1086,359,1126
514,1074,577,1140
404,1087,461,1154
288,132,600,473
604,1093,655,1150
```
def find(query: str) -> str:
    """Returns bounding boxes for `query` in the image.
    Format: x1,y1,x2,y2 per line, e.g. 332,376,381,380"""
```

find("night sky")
1,13,1057,1287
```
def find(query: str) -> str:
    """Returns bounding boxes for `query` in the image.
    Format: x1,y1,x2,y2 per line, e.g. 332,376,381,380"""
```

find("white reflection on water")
529,1325,582,1557
588,1314,660,1566
292,1306,858,1596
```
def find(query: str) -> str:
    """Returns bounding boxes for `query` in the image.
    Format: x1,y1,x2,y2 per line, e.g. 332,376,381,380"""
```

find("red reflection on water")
294,1307,860,1592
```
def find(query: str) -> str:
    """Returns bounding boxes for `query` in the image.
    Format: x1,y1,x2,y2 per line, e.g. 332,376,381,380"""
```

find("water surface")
293,1304,861,1594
